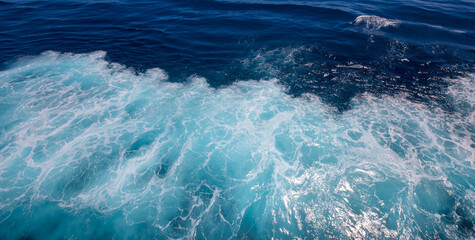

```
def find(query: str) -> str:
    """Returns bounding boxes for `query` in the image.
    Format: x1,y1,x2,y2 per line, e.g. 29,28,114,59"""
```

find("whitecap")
353,15,401,30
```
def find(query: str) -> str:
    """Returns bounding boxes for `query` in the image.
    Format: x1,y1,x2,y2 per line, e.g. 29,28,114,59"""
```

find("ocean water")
0,0,474,239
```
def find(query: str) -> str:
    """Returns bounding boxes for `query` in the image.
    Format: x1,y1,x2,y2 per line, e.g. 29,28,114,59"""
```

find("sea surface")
0,0,474,239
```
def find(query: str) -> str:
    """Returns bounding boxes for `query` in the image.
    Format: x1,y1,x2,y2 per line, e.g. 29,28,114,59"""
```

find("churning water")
0,0,474,239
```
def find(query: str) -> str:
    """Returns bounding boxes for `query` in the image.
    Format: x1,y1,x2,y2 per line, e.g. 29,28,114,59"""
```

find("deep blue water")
1,0,474,110
0,0,474,239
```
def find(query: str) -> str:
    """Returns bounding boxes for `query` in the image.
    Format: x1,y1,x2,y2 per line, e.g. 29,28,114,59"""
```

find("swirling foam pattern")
0,52,474,239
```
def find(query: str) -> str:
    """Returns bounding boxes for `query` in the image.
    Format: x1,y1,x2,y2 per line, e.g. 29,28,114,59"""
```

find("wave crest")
353,15,401,30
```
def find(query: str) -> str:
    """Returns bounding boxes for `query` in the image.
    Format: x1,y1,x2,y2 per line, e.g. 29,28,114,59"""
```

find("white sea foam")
0,52,473,239
353,15,401,30
353,15,467,34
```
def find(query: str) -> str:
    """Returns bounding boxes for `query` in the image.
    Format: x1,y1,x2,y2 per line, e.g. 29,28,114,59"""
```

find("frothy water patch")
0,52,474,239
353,15,467,35
240,45,464,111
353,15,401,31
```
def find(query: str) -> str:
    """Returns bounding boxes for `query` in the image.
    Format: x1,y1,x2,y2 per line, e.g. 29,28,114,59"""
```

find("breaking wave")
353,15,401,30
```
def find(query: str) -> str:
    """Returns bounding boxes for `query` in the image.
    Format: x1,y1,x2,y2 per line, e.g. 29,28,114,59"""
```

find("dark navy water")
0,0,474,239
1,0,474,110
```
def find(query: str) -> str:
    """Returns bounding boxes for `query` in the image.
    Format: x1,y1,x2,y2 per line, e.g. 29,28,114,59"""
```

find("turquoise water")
0,51,473,239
